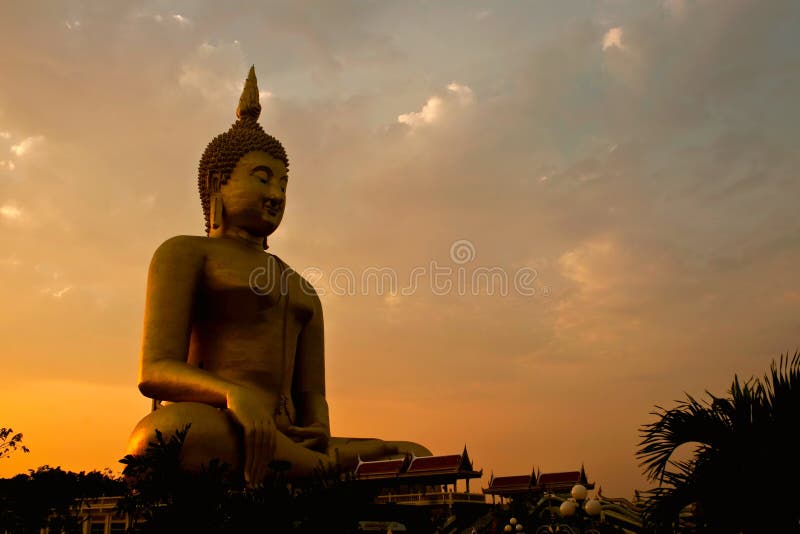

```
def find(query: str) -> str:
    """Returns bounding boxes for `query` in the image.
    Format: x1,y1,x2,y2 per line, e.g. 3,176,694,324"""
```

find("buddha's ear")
207,171,223,195
209,172,223,230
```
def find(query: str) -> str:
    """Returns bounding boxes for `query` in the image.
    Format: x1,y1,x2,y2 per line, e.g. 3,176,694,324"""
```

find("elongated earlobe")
210,193,223,230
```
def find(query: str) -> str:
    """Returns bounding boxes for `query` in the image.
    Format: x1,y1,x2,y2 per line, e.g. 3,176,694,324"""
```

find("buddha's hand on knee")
225,386,277,488
286,422,330,452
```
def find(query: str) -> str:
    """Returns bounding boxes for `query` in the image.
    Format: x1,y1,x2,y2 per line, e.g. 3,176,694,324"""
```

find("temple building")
355,446,485,505
483,464,594,504
352,447,490,532
483,465,644,533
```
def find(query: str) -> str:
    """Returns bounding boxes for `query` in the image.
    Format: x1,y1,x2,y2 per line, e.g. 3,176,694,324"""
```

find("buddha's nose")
264,185,284,204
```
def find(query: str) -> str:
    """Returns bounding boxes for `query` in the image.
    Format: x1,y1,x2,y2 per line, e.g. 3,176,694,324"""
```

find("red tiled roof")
488,475,532,489
538,471,581,486
406,454,462,474
355,458,406,477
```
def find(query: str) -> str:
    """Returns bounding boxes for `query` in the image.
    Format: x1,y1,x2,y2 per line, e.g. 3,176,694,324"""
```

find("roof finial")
236,65,262,120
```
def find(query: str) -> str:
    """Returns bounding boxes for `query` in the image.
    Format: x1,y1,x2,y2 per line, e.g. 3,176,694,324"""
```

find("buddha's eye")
252,171,269,183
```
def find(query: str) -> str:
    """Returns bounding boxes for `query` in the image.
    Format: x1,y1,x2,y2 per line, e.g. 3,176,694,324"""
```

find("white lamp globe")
571,484,588,501
509,518,517,525
515,524,523,532
585,498,602,517
504,525,512,532
559,500,577,517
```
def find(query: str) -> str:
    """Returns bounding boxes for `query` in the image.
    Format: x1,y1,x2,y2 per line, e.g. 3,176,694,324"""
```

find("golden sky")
2,1,799,498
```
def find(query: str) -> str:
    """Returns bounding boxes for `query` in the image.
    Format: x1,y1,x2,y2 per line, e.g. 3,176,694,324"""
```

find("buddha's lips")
263,204,281,216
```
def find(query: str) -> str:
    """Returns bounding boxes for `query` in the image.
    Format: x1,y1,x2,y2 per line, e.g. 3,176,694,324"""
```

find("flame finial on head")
236,65,262,120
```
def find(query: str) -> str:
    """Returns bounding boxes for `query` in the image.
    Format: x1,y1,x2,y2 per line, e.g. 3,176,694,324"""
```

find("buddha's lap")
126,402,432,473
126,402,243,469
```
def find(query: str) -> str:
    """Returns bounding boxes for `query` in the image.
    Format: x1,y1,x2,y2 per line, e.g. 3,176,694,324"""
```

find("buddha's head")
197,66,289,242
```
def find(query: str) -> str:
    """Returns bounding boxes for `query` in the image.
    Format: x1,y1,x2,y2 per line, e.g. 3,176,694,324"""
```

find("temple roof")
407,454,460,472
355,447,481,482
538,471,582,487
485,474,533,492
355,458,407,479
406,454,462,474
483,465,593,496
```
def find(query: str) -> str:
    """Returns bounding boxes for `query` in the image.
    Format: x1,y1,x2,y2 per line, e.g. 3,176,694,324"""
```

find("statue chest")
188,254,312,390
198,253,313,325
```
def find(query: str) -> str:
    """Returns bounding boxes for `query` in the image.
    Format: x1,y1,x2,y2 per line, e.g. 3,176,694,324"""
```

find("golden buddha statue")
126,66,431,487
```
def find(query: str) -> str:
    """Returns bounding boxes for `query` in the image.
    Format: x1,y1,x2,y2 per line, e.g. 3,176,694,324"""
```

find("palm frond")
638,351,800,533
637,393,730,483
756,351,800,415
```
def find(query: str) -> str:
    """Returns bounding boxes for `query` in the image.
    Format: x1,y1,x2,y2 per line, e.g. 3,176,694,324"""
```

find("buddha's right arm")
137,236,233,405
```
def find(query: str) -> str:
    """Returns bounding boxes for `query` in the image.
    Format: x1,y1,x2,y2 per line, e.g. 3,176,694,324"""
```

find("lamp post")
503,516,524,534
535,502,571,534
536,485,602,534
560,485,602,534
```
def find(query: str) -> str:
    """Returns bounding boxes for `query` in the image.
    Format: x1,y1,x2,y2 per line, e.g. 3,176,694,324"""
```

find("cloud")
172,14,191,26
0,203,22,220
662,0,687,19
474,9,492,21
557,237,645,309
398,96,443,127
397,82,474,128
64,20,81,31
546,234,686,362
42,285,73,298
10,135,44,156
140,194,156,209
138,12,191,26
0,131,10,139
602,27,623,50
178,41,248,102
0,160,15,171
53,286,72,298
446,82,475,105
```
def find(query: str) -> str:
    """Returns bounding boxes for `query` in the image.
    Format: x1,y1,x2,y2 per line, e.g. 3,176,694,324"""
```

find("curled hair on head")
196,66,289,235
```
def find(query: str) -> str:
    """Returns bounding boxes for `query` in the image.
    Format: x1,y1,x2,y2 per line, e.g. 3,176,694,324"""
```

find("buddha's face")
220,150,288,237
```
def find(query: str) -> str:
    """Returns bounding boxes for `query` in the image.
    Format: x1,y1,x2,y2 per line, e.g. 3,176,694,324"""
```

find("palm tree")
637,352,800,533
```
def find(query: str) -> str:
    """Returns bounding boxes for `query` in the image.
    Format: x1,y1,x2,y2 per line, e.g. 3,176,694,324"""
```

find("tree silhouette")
118,424,243,533
0,428,29,460
0,466,125,534
637,352,800,532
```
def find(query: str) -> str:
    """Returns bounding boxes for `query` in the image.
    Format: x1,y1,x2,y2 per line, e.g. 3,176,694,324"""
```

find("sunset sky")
2,1,799,498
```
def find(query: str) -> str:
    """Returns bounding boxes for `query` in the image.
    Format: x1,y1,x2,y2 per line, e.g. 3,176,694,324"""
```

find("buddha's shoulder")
150,235,210,262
